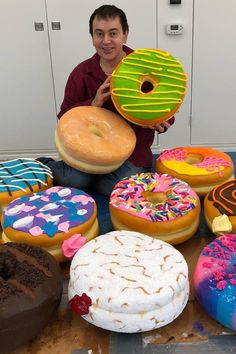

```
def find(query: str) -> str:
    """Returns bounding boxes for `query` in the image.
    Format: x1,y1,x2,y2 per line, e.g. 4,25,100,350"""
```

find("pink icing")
110,172,198,222
58,221,70,233
62,234,87,260
158,148,231,177
29,226,43,236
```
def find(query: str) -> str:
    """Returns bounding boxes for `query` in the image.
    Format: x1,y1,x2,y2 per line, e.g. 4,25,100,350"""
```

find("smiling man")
38,5,175,196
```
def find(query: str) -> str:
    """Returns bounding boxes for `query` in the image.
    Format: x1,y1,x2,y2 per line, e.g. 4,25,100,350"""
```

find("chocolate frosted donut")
204,179,236,234
0,242,62,352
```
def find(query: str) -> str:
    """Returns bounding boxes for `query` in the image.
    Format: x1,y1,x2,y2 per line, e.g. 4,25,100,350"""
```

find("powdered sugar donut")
193,233,236,331
1,186,98,262
109,172,201,245
156,147,234,197
68,231,189,333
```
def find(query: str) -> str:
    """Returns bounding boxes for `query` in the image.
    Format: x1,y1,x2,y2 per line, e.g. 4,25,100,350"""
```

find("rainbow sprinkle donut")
109,172,200,245
111,48,187,126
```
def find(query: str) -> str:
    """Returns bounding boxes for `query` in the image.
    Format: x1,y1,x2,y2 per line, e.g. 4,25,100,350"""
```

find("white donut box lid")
68,231,189,333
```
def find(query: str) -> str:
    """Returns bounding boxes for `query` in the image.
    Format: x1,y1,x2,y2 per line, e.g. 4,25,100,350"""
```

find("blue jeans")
47,160,150,197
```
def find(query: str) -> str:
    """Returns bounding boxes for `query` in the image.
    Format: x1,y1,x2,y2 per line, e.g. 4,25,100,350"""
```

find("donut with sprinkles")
156,147,234,197
193,233,236,331
111,48,187,126
109,172,201,245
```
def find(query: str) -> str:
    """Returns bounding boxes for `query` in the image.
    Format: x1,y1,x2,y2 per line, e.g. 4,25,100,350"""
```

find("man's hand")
91,76,111,107
143,121,171,132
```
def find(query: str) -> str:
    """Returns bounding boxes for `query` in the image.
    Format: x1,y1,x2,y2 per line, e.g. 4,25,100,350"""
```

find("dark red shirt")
58,46,174,167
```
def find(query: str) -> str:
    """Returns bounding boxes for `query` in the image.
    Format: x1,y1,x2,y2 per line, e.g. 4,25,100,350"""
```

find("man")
39,5,174,196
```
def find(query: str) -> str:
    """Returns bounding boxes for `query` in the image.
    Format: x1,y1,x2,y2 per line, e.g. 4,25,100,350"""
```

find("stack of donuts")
1,47,236,351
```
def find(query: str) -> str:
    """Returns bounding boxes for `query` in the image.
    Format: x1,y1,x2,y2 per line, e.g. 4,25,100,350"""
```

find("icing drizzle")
0,158,52,196
158,148,232,177
111,48,187,120
208,180,236,216
110,173,198,222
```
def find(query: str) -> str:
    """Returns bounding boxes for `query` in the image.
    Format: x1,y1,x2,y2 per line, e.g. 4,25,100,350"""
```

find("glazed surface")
3,186,95,237
111,48,186,124
193,234,236,330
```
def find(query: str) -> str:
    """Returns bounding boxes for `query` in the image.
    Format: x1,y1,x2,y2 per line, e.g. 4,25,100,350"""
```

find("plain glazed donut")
0,242,62,352
204,179,236,235
111,48,187,126
68,231,189,333
1,186,99,262
109,172,201,245
193,233,236,331
55,106,136,174
156,147,234,197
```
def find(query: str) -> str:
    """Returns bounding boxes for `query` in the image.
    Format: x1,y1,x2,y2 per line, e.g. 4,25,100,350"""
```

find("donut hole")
140,80,154,94
88,125,104,138
142,191,167,204
185,153,204,165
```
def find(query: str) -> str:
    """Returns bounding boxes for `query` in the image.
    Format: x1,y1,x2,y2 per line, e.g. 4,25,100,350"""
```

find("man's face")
92,16,128,62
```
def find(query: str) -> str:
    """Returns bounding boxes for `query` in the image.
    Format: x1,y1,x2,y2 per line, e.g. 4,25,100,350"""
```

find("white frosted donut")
55,106,136,174
68,231,189,333
109,172,201,245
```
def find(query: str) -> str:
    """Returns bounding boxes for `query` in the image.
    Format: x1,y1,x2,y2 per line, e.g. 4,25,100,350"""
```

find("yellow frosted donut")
156,147,234,197
111,48,187,126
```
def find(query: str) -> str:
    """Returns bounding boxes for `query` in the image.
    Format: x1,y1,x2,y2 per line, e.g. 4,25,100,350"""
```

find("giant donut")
193,233,236,331
68,231,189,333
111,48,187,126
55,106,136,174
109,172,201,245
204,179,236,234
156,147,234,197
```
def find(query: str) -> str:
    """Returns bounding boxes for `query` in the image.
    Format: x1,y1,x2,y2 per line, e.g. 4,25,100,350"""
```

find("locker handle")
51,21,61,30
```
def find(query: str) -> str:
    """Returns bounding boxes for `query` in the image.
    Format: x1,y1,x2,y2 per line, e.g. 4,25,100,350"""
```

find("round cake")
0,158,53,215
156,147,234,197
0,242,62,352
111,48,187,126
193,233,236,331
109,172,201,245
204,179,236,234
68,231,189,333
55,106,136,174
1,186,99,262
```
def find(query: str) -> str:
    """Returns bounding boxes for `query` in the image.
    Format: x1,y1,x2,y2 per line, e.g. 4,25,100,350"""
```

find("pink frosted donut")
109,172,201,245
193,234,236,331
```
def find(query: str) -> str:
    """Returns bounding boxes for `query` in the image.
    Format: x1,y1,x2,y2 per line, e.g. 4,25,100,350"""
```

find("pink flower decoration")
29,226,43,236
62,234,87,260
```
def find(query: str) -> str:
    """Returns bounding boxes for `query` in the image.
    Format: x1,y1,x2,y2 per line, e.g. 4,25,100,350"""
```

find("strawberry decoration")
69,293,92,315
